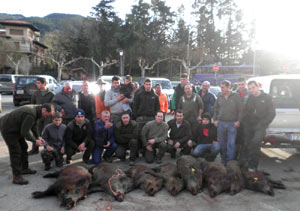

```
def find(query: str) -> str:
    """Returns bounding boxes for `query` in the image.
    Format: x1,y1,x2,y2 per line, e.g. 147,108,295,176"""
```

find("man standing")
78,81,96,126
94,78,110,119
115,112,139,165
178,84,203,125
154,83,168,116
92,110,117,164
167,110,192,158
235,78,250,159
213,80,242,164
198,81,216,116
171,73,190,114
0,104,53,185
52,82,77,125
239,81,275,172
29,77,55,155
141,111,168,164
64,109,95,164
105,76,132,123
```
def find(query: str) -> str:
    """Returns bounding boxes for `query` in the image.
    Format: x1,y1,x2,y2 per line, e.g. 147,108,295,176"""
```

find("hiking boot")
13,175,28,185
83,159,93,165
44,164,51,171
155,157,162,164
21,168,37,175
103,156,113,163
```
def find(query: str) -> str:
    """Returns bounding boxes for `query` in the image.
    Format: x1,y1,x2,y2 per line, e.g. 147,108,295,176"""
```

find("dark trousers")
136,116,155,154
65,140,95,162
3,134,28,176
41,149,64,166
92,142,118,164
239,124,266,170
144,142,167,163
235,123,245,160
167,141,192,156
115,139,138,161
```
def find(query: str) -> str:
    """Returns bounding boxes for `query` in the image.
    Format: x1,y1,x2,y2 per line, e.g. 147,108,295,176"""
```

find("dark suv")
13,76,39,106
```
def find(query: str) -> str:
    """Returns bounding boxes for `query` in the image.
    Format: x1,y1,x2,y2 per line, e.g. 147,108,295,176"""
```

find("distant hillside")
0,13,85,35
0,13,25,20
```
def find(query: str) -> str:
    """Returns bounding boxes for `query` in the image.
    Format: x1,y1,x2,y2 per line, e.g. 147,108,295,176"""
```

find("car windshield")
17,77,37,85
270,79,300,108
152,80,172,89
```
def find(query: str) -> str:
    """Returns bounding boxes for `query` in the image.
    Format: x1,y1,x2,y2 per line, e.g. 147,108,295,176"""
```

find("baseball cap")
76,109,85,116
96,78,106,85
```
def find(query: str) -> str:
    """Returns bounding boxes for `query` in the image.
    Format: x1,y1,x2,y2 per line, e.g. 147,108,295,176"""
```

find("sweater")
42,123,66,150
141,120,168,147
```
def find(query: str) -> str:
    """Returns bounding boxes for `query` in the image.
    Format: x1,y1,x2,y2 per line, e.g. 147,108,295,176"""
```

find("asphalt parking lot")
0,95,300,211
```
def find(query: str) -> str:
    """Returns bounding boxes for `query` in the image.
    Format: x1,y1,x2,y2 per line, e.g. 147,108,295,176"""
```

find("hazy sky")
1,0,300,59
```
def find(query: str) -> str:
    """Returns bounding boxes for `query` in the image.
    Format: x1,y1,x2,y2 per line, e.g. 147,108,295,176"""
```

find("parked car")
171,81,180,89
138,77,174,102
209,86,221,97
13,75,58,106
0,74,22,94
248,74,300,149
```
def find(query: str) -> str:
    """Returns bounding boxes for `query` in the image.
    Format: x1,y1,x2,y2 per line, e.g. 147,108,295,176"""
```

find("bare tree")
86,57,118,77
170,57,204,76
138,57,170,77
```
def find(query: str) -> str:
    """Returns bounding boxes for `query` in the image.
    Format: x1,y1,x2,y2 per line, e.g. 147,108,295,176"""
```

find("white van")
248,74,300,148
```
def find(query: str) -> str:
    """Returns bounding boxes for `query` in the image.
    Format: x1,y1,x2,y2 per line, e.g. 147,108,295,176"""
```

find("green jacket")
31,89,54,104
141,120,168,147
0,105,41,142
115,120,138,144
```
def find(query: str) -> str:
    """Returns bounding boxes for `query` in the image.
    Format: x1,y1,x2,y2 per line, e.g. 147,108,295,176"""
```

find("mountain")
0,13,85,35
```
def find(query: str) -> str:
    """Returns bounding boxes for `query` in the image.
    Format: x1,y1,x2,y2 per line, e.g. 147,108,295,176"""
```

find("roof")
33,40,48,49
0,20,40,32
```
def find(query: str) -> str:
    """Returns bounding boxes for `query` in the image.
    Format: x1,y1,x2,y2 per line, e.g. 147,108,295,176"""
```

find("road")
0,95,300,211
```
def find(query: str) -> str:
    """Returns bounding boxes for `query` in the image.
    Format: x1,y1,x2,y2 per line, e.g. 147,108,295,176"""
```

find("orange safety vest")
94,94,110,119
158,93,168,113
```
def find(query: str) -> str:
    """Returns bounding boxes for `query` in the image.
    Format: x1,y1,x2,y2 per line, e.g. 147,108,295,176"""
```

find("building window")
10,29,24,35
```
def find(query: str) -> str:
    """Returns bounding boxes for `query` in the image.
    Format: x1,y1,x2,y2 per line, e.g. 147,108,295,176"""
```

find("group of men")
0,73,276,185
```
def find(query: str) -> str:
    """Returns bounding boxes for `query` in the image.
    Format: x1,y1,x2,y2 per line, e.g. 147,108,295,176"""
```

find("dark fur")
176,155,203,195
242,170,275,196
226,160,245,195
32,165,91,210
88,162,133,202
202,161,230,197
147,162,184,196
126,164,163,196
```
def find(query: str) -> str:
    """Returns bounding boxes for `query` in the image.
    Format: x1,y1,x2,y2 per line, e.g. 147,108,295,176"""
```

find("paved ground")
0,95,300,211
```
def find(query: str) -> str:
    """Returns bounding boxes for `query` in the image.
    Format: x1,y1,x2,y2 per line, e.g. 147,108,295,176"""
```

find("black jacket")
167,119,192,144
192,122,217,145
64,119,93,149
133,89,160,118
78,92,96,123
115,120,138,144
243,91,276,129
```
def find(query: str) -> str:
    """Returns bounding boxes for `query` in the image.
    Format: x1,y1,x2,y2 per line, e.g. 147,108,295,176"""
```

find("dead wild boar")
202,161,230,197
226,160,245,195
126,164,163,196
146,162,184,196
242,170,274,196
176,155,203,195
32,165,91,210
88,162,133,202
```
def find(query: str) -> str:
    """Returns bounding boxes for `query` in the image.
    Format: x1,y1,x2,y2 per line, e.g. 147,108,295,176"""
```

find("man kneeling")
115,112,138,166
141,111,168,164
64,109,95,164
192,113,220,161
41,112,66,170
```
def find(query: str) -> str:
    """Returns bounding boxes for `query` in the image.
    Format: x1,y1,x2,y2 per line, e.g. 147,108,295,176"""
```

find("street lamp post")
119,50,124,76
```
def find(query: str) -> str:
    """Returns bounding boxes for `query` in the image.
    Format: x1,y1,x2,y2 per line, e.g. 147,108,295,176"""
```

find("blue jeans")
217,121,237,164
192,144,220,158
92,142,118,164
